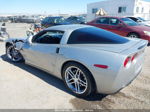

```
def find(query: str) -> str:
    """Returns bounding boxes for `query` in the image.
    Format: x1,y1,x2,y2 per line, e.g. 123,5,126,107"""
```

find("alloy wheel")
65,66,88,94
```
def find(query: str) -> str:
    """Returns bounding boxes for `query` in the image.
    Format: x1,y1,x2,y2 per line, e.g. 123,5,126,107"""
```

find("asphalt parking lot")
0,23,150,109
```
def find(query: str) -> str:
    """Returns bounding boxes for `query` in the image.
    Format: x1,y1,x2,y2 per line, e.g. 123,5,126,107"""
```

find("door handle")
56,47,60,54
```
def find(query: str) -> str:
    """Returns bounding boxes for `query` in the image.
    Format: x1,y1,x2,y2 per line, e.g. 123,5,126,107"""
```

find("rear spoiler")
121,40,148,55
138,43,148,50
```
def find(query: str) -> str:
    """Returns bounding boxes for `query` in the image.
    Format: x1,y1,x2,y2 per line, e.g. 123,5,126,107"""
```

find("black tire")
6,44,24,62
127,33,139,38
62,62,96,98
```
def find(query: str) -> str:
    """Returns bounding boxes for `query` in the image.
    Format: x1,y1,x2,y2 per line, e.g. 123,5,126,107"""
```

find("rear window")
67,27,129,44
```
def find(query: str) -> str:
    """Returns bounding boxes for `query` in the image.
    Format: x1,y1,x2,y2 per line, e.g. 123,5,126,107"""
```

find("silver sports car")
5,25,148,97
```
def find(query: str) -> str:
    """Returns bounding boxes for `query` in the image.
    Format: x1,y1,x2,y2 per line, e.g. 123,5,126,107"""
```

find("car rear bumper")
92,46,145,94
94,65,142,94
113,68,142,94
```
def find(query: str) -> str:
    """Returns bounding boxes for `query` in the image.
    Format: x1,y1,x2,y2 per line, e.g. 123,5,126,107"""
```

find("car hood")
141,22,150,27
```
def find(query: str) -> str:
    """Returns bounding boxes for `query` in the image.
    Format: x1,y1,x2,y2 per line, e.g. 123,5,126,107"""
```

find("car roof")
44,24,92,32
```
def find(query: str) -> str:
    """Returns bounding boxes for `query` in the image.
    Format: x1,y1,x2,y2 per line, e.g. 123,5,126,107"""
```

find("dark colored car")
87,16,150,42
64,16,86,24
41,16,65,28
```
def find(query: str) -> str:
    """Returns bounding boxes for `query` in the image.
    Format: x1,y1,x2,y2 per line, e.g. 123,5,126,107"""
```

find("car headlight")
144,31,150,36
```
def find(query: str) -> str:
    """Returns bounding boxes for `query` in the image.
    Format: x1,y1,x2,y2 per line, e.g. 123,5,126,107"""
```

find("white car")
5,25,148,97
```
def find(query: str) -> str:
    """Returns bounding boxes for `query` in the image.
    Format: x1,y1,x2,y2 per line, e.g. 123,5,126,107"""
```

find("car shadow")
148,43,150,46
1,54,107,101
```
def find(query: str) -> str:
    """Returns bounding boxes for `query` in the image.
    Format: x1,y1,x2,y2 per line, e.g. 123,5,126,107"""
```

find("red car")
87,17,150,42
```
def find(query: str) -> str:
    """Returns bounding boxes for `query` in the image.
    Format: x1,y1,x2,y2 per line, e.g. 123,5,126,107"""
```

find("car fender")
54,45,125,92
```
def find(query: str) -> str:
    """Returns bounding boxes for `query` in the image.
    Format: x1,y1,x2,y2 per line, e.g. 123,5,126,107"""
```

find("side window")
32,30,64,44
109,18,120,25
96,18,109,24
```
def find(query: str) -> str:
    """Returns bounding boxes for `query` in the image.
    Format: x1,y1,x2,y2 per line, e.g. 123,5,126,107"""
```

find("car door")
108,18,126,36
22,30,64,74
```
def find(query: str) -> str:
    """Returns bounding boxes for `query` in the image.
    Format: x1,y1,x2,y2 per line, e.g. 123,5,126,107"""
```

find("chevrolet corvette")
5,25,148,97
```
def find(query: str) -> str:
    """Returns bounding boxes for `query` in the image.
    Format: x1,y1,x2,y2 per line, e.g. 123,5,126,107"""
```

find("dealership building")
87,0,150,21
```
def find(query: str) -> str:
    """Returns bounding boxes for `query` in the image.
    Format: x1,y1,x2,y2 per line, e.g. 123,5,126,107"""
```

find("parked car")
8,16,23,23
5,25,148,97
63,16,86,24
41,16,65,28
20,16,41,23
87,17,150,43
0,17,9,22
127,17,150,27
9,16,41,23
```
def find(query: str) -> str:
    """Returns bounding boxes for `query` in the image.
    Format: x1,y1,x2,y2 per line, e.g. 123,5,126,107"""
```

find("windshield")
66,16,85,22
54,18,65,23
121,18,139,26
43,17,65,23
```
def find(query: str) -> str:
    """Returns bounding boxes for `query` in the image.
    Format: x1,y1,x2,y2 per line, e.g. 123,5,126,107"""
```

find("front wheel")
6,45,24,62
62,62,95,98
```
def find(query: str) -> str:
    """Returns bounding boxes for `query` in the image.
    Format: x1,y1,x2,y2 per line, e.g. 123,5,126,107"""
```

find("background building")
87,0,150,22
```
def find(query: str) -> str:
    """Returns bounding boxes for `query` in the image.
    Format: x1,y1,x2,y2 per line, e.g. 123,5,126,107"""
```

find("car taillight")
124,57,131,67
131,53,138,62
124,53,139,68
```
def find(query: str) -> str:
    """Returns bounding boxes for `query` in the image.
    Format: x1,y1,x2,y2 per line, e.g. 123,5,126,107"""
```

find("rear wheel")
62,62,95,98
127,33,139,38
6,45,24,62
